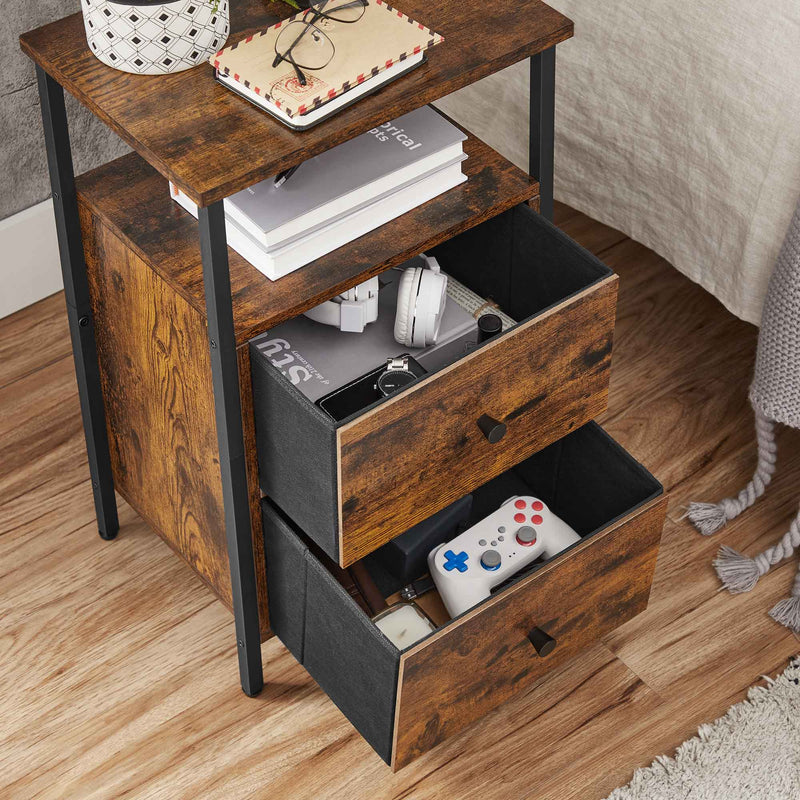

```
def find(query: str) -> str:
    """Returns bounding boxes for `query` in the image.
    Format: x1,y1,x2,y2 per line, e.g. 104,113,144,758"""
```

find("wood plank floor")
2,203,798,799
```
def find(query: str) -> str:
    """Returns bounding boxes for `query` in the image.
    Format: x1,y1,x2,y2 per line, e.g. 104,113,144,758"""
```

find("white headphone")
393,255,447,347
303,276,380,333
303,255,448,346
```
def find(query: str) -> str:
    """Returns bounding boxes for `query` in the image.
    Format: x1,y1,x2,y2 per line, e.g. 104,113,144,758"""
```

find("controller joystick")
427,496,581,618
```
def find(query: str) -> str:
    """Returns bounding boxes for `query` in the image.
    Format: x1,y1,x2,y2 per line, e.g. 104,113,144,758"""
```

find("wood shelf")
22,0,570,206
75,132,538,346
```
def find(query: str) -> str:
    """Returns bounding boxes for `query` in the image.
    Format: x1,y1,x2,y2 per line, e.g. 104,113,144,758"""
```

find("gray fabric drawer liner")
263,502,399,764
251,350,339,556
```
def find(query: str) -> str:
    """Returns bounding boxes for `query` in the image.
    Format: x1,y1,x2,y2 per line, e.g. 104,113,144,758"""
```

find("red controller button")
532,501,544,511
514,513,526,523
531,514,543,525
514,499,526,509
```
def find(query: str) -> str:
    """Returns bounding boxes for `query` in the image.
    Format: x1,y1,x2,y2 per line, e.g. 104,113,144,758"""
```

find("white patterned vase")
80,0,230,75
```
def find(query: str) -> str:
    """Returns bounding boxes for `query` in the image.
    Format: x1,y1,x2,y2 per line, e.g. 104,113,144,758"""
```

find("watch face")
376,368,416,396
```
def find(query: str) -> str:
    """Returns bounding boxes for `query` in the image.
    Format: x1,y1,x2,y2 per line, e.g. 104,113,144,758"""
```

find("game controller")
428,496,581,618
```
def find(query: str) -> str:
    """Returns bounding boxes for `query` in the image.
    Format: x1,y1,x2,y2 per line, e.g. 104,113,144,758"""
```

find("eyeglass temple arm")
271,49,308,86
287,52,308,86
272,20,314,85
309,0,367,22
322,0,368,13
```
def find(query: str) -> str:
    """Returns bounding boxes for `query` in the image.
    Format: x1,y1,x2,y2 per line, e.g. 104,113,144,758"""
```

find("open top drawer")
252,204,617,566
263,422,666,769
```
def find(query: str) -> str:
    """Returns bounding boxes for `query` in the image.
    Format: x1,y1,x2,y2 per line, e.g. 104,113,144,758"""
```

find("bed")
434,0,800,325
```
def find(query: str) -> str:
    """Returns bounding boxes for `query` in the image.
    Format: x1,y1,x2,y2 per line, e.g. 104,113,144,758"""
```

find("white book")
199,105,466,252
229,144,465,253
170,163,467,280
217,52,425,131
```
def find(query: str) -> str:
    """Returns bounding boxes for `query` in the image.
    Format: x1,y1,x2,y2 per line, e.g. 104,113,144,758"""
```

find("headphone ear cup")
413,268,447,347
394,267,420,347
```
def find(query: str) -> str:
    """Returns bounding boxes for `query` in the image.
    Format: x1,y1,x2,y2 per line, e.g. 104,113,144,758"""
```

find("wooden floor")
2,204,798,799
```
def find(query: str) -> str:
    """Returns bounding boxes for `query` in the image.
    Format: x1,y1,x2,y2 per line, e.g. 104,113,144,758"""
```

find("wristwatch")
375,356,417,397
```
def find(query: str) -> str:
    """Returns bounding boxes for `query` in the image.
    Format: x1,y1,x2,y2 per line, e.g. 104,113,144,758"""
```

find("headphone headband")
303,277,380,333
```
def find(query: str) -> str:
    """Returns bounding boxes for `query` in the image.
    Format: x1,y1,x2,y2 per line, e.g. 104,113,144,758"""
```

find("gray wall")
1,1,130,221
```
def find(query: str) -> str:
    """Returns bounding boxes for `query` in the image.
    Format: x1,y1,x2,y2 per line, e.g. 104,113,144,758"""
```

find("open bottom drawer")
262,422,666,769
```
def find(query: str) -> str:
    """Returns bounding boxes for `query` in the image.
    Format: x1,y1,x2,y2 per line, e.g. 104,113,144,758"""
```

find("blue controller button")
443,550,469,572
480,550,502,571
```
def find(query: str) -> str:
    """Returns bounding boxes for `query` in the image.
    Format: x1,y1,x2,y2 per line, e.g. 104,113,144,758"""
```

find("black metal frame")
32,44,556,697
36,65,119,541
34,65,263,696
530,47,556,220
198,203,264,697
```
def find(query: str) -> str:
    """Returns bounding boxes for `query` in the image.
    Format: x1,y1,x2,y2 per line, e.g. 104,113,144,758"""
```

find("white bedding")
435,0,800,325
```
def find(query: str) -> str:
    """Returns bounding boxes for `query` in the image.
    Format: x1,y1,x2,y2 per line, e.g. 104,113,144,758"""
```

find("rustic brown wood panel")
20,0,571,206
74,142,538,346
337,276,618,565
392,495,667,769
80,204,269,633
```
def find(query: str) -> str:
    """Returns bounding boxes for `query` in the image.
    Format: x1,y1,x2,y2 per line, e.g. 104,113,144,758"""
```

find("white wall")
2,4,131,319
0,200,62,318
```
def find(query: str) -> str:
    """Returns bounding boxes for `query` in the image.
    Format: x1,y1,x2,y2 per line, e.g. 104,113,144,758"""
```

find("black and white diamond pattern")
81,0,230,74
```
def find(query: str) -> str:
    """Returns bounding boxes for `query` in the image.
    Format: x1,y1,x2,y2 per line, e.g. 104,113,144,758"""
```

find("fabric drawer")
263,422,666,768
252,204,618,567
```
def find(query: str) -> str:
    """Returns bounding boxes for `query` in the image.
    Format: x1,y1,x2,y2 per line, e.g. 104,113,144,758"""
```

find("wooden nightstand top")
21,0,572,207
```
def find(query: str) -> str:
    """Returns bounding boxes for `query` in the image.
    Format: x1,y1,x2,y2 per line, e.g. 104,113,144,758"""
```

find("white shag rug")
605,658,800,800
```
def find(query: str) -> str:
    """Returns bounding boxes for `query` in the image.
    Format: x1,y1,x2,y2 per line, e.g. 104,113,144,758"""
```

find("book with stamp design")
211,0,443,128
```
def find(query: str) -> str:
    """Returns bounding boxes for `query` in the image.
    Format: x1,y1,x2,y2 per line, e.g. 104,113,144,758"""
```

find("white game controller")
428,496,581,618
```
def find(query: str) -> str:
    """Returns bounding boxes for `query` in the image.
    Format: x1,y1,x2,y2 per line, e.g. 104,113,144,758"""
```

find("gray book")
223,106,467,251
251,261,479,403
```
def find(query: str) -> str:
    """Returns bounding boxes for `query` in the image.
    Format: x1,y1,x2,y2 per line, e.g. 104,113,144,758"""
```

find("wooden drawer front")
252,204,616,567
338,276,616,564
392,494,665,768
263,422,665,769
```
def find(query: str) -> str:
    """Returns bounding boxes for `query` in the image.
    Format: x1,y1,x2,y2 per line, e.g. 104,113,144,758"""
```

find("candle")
373,603,437,649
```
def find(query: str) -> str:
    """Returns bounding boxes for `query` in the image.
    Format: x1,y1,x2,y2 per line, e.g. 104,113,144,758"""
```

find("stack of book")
170,105,468,280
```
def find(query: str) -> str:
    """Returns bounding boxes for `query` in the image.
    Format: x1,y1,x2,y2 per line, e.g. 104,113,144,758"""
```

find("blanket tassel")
686,413,776,535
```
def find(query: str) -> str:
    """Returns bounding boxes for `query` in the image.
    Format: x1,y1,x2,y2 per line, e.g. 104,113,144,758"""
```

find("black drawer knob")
527,627,556,657
477,414,507,444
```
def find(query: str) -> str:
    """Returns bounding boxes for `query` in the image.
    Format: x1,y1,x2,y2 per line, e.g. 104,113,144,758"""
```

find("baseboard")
0,200,63,319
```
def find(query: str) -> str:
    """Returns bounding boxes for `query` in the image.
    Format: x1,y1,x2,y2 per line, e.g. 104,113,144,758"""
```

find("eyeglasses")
273,0,368,87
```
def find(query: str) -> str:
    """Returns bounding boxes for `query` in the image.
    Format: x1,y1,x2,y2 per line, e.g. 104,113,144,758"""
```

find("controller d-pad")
443,550,469,572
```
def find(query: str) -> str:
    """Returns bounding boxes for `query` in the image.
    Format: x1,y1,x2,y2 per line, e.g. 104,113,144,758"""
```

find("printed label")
270,71,331,111
255,336,330,390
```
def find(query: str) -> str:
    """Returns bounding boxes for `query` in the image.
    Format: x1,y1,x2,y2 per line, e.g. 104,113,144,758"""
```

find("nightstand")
21,0,666,769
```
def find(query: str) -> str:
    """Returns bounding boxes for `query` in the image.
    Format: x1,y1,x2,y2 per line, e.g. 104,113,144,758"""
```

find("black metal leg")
198,202,264,697
529,47,556,221
36,66,119,541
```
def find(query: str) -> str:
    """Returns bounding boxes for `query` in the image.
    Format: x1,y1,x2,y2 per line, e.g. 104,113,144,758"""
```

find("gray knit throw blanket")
687,196,800,632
